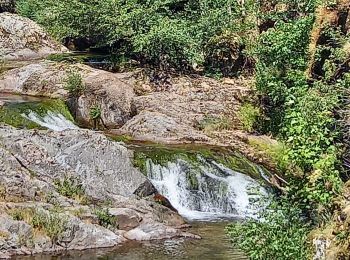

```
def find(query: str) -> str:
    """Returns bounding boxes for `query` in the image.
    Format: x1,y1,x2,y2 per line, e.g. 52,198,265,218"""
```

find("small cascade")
22,110,78,131
146,155,268,221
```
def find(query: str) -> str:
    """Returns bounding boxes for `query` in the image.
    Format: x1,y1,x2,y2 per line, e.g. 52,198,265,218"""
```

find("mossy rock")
0,98,74,129
131,144,270,183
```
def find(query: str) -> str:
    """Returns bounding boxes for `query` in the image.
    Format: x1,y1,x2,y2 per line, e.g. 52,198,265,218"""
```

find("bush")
94,208,118,230
31,209,68,244
16,0,256,72
238,103,261,133
54,176,86,201
64,70,85,96
227,199,311,260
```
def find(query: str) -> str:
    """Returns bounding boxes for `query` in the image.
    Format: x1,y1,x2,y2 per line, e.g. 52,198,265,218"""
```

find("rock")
64,216,126,251
0,125,194,257
120,110,210,143
123,223,201,241
129,75,252,129
0,62,135,128
0,13,67,61
313,237,331,260
0,125,147,200
133,180,157,197
109,208,142,231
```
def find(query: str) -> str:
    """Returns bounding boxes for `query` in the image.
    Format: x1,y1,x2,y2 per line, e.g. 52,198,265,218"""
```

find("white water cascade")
22,110,78,131
146,156,268,221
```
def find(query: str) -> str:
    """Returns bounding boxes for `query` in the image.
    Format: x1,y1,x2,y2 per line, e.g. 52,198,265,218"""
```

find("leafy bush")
64,70,85,96
89,105,101,120
238,103,260,133
94,208,118,230
16,0,256,73
54,176,85,200
227,199,311,260
31,209,68,244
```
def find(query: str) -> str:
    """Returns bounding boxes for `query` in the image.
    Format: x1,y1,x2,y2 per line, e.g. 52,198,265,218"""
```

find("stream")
0,94,269,260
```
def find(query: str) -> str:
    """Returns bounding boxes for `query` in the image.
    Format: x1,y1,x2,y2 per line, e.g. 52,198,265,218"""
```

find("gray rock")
0,13,67,60
64,216,126,251
123,223,201,241
0,125,147,200
109,208,142,231
120,111,210,143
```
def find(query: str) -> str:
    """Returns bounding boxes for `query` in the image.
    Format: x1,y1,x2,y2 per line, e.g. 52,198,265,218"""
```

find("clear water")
13,222,246,260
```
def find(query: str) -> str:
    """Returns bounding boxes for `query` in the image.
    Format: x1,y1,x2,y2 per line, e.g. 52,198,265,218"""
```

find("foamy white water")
22,110,78,131
146,156,268,221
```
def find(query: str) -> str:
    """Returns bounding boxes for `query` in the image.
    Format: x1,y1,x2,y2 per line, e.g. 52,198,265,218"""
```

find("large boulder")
0,12,67,60
0,125,146,199
0,62,136,128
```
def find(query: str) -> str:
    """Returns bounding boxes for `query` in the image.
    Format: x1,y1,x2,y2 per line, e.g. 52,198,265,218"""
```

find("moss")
0,98,74,129
132,144,269,182
108,134,133,143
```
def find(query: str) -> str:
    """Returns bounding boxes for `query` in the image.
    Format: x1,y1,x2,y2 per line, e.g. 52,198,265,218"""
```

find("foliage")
94,208,118,230
54,176,86,201
16,0,258,74
64,70,85,97
197,115,233,133
31,209,68,243
237,103,261,133
227,199,311,260
89,105,102,120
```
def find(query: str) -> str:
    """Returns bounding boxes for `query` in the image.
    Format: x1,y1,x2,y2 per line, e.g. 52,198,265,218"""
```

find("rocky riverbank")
0,125,198,258
0,9,278,258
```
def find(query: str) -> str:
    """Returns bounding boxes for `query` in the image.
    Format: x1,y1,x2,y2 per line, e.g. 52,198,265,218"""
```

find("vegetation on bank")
15,0,350,258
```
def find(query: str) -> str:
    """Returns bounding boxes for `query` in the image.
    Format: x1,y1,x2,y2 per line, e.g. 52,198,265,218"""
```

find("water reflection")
14,222,246,260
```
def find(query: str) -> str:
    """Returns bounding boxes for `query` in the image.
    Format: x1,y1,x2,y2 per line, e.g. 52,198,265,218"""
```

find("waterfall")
146,156,268,221
22,110,78,131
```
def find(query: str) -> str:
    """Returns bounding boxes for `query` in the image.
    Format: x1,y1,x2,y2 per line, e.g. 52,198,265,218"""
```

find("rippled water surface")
14,222,246,260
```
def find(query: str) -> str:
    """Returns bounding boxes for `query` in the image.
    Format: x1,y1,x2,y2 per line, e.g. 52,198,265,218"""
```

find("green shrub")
54,176,85,200
94,208,118,230
197,115,233,133
64,70,85,97
227,199,311,260
238,103,260,133
16,0,256,72
89,105,101,120
31,209,68,243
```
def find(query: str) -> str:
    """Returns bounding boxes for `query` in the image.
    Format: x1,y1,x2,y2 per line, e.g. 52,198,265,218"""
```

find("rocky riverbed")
0,10,275,258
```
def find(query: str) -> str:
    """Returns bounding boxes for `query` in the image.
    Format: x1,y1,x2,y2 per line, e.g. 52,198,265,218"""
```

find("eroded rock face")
0,125,146,199
0,12,67,60
0,62,136,128
0,125,195,257
119,110,210,143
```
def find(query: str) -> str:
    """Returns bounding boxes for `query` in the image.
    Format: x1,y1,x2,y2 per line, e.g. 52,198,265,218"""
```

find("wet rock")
133,180,157,197
0,13,67,61
123,223,201,241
